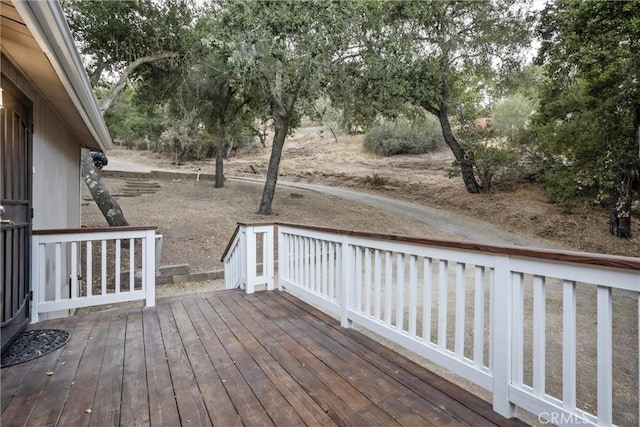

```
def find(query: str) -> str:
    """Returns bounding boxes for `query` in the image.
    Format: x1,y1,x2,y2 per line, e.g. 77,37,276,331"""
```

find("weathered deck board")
25,316,95,426
141,307,180,426
1,289,529,426
121,310,150,426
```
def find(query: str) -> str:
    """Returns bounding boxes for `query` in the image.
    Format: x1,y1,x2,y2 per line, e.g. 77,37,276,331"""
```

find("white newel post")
265,225,275,291
30,234,41,323
277,227,286,291
492,254,517,418
144,229,156,307
242,225,275,294
340,236,354,328
245,226,257,294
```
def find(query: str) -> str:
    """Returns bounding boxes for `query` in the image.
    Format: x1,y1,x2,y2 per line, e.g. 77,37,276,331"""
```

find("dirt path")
231,176,565,249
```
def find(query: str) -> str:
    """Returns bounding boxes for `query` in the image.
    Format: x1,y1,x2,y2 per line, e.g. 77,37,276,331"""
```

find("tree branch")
421,102,440,116
99,51,182,115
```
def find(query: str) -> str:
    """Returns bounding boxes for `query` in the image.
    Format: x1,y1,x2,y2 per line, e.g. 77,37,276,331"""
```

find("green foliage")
471,145,516,193
540,166,598,211
534,0,640,225
490,94,536,143
62,0,196,83
364,117,443,156
99,85,162,145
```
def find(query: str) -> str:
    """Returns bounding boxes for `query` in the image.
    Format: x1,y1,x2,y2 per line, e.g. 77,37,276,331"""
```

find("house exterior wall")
2,54,81,230
2,54,81,320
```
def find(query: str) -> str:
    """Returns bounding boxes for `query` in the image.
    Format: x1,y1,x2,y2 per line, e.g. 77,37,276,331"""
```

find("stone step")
158,264,190,277
124,182,161,188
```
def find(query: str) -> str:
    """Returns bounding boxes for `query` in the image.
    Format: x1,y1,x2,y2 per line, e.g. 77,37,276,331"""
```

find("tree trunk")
437,111,482,193
81,152,129,226
83,51,180,228
258,113,289,215
215,126,226,188
426,65,482,194
178,144,189,165
610,172,634,238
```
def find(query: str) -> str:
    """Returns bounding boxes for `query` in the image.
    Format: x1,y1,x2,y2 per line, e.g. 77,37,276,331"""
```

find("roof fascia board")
12,0,112,151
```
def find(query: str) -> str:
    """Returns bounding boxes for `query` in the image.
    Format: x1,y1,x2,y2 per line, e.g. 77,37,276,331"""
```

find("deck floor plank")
89,311,127,427
250,292,459,426
206,295,360,426
278,291,529,427
246,291,459,427
1,318,67,414
1,318,71,426
170,300,243,426
213,294,338,427
1,289,529,427
155,303,211,426
264,291,495,426
56,313,113,427
142,306,181,427
120,310,150,426
24,316,97,427
212,294,338,427
219,293,402,426
191,297,279,426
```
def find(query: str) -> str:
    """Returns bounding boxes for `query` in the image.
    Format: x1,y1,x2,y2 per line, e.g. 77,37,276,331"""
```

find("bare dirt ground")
87,126,639,273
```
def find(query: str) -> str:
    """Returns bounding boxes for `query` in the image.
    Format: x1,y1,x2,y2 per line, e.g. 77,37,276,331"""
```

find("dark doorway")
1,77,33,354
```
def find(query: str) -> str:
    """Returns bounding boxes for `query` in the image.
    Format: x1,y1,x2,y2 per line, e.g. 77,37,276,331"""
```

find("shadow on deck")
1,290,527,426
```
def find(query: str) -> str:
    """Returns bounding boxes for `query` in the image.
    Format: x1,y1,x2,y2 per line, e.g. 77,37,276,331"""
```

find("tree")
535,0,640,237
62,0,196,226
491,93,536,144
100,84,163,146
336,1,532,193
174,23,262,187
215,0,362,214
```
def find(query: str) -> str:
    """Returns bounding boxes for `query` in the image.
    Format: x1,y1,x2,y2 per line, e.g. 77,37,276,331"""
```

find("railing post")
277,227,285,291
492,254,516,418
340,236,353,328
144,229,156,307
265,225,275,291
245,225,256,294
30,235,40,323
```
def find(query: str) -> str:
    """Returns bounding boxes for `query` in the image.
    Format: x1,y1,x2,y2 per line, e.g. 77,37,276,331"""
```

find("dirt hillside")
96,127,639,266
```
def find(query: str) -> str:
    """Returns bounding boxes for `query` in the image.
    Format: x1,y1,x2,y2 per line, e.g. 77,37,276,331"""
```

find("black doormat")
1,329,71,368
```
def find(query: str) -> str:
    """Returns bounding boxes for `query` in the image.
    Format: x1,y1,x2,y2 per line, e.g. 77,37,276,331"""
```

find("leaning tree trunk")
258,113,289,215
81,152,129,226
425,70,482,194
437,111,482,194
83,51,181,227
215,126,226,188
177,144,190,165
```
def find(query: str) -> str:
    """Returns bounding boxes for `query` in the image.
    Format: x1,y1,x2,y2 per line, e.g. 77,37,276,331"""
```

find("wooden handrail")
33,225,158,235
226,221,640,271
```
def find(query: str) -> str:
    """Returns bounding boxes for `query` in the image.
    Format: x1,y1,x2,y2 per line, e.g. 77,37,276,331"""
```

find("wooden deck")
2,290,527,426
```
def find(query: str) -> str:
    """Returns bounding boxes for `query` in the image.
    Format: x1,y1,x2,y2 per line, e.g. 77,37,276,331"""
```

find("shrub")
449,141,518,193
541,166,599,211
363,118,443,156
470,144,517,193
363,173,389,187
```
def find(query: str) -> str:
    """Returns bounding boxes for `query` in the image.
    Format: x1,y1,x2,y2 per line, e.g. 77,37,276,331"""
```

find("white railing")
223,222,640,427
31,226,158,322
222,223,274,293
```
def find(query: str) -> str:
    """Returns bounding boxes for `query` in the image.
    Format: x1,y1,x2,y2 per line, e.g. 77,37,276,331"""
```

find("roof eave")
12,0,112,151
